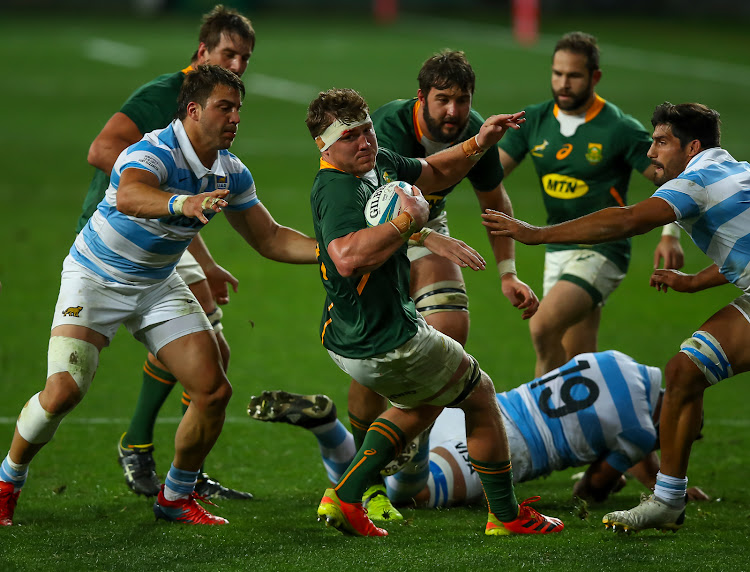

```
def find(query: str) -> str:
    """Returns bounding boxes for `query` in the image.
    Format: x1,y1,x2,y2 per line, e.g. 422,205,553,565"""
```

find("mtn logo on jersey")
586,143,603,164
542,174,589,199
215,176,229,190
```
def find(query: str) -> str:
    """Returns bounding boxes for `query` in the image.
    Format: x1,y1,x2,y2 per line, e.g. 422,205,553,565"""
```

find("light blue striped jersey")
72,119,259,284
652,148,750,291
497,350,662,477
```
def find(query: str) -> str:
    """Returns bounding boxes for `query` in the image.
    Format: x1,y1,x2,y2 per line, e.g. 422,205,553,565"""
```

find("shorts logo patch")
585,143,603,164
215,176,229,190
62,306,83,317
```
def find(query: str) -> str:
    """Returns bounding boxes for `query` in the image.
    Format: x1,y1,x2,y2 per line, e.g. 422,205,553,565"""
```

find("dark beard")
422,101,466,144
552,87,591,113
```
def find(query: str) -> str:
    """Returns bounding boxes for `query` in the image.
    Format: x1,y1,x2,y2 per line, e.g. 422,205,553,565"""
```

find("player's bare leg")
157,330,231,472
458,365,563,535
410,253,469,346
529,281,595,376
2,325,106,525
604,305,750,533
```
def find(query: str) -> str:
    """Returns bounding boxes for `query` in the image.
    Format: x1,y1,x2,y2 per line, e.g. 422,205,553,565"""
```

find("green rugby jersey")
499,96,652,271
310,148,423,358
75,69,189,233
372,98,504,220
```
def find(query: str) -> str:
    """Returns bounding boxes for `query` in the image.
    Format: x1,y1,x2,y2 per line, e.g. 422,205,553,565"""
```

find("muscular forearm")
690,264,730,292
539,206,651,245
329,225,407,277
255,227,318,264
117,181,176,218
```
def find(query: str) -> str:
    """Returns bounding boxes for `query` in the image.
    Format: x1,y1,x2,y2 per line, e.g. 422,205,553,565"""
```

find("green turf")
1,11,750,571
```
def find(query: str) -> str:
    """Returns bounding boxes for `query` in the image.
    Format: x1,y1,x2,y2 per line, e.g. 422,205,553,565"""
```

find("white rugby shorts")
543,249,625,305
176,250,206,286
52,255,211,355
327,316,465,408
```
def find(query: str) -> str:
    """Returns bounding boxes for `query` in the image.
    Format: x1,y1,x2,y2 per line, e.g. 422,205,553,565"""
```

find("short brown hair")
554,31,599,73
305,88,369,139
177,64,245,120
191,5,255,61
651,102,721,149
418,49,475,95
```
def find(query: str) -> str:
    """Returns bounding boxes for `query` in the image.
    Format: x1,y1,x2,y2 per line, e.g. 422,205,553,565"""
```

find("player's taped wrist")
497,259,517,277
389,211,417,240
661,222,680,239
168,194,188,216
462,135,487,162
408,227,433,247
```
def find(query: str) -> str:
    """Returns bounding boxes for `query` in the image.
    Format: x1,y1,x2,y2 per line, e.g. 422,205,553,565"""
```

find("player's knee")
190,376,232,413
677,330,732,387
47,336,99,404
413,281,468,319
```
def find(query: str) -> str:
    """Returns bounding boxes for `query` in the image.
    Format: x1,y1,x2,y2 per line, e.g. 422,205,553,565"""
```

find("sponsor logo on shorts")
388,389,417,400
542,173,589,199
585,143,603,164
61,306,83,317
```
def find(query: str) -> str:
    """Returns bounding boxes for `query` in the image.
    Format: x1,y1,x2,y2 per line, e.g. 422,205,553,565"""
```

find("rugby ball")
365,181,414,227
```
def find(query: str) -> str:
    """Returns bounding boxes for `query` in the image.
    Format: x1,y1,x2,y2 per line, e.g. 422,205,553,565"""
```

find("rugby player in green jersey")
306,87,563,538
345,50,538,520
79,5,256,500
498,32,684,377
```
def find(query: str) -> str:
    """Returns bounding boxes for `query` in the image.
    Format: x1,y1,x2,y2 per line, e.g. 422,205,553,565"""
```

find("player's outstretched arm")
415,112,525,194
224,203,317,264
650,264,729,293
117,168,228,223
482,197,676,246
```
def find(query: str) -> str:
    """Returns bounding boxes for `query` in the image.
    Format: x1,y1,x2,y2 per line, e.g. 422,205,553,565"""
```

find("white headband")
315,114,372,151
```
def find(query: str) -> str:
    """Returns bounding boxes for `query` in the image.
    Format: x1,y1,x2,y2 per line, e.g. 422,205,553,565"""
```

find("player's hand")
500,275,539,320
183,189,230,224
654,235,685,270
203,263,239,305
476,111,526,148
397,184,430,228
422,232,486,271
650,268,696,293
687,486,710,501
481,209,542,245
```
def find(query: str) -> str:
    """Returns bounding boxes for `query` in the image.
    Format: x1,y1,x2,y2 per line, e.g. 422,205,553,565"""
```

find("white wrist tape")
315,114,372,151
497,259,517,276
171,195,188,216
661,222,681,238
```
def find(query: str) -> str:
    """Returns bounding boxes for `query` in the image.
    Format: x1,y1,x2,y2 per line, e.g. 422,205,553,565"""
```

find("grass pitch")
1,10,749,571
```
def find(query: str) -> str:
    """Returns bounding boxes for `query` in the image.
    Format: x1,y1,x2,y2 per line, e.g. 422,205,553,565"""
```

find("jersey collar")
553,93,606,123
173,119,227,179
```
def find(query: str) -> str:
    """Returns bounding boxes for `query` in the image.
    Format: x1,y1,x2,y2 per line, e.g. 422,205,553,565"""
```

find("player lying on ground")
248,351,708,508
